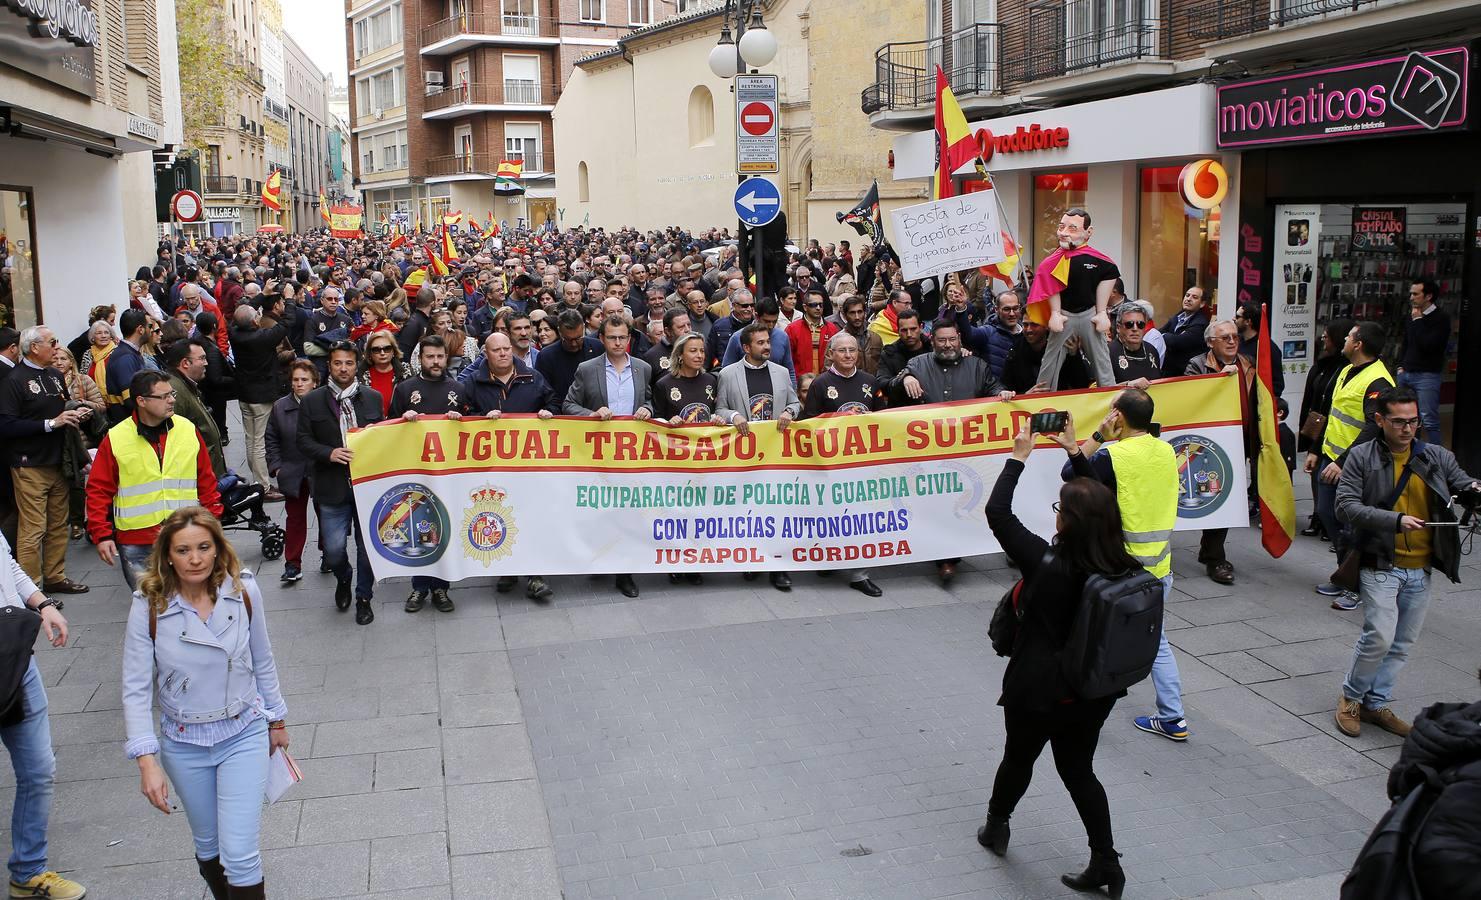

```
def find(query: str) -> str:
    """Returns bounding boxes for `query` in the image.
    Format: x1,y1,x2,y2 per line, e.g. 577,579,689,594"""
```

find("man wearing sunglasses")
1108,303,1163,387
1332,385,1480,739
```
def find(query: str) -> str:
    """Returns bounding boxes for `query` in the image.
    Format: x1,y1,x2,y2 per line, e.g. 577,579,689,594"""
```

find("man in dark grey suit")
563,315,653,597
717,322,801,592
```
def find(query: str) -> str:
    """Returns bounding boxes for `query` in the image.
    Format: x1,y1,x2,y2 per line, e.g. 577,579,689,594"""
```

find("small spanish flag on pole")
319,189,331,226
424,243,450,277
440,224,459,262
261,170,284,212
1255,305,1296,557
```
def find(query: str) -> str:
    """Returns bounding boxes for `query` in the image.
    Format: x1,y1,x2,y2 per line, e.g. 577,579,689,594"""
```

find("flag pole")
976,160,1026,290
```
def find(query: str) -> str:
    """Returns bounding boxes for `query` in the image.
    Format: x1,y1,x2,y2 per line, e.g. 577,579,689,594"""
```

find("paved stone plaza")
5,439,1478,899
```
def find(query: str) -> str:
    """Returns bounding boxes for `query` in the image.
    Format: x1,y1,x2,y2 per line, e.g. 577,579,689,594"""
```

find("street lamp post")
708,0,777,299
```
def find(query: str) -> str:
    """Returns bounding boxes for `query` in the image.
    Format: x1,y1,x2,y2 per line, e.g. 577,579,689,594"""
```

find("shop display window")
1138,166,1220,323
1032,171,1088,262
0,188,41,330
1313,202,1464,369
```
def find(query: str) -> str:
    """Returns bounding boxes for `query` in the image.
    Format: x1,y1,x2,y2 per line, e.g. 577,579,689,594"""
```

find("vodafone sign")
974,124,1070,163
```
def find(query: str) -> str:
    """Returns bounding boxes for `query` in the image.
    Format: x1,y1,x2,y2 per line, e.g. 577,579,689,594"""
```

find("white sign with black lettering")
889,195,1005,282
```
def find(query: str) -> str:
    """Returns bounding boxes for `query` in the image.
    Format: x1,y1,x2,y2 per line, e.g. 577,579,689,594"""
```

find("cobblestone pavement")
3,429,1478,898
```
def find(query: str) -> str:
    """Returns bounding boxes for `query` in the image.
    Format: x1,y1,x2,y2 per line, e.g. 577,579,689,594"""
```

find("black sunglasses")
1119,320,1147,330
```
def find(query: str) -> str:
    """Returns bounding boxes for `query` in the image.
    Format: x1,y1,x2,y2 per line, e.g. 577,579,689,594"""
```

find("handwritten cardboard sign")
889,195,1006,282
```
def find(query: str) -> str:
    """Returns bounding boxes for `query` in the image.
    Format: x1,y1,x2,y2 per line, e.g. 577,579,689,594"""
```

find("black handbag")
0,604,42,728
989,549,1052,657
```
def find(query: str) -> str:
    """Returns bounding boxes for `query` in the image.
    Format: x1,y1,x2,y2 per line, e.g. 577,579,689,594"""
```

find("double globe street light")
707,0,777,79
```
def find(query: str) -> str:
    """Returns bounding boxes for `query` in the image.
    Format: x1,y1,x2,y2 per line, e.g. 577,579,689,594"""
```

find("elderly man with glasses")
1108,303,1164,387
1183,319,1255,586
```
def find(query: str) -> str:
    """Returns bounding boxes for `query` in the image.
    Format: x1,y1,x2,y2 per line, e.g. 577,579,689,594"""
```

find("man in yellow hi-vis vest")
1305,322,1393,610
85,370,222,591
1054,389,1190,742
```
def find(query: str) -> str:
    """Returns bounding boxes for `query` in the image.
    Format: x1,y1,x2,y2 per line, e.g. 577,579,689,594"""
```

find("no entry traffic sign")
740,101,773,136
171,190,203,223
735,74,779,174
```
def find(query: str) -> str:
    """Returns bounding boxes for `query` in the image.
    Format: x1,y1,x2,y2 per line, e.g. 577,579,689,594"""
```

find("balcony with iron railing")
422,81,556,118
1185,0,1387,42
864,1,1170,123
424,150,554,179
421,12,560,53
204,175,239,195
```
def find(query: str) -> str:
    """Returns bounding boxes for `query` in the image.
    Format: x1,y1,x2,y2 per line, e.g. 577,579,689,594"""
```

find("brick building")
346,0,671,232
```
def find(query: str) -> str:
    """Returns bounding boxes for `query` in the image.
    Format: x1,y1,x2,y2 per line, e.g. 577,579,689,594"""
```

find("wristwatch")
34,598,57,613
1091,431,1104,443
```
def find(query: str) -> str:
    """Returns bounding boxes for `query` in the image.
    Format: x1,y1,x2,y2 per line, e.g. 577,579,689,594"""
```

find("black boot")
227,881,265,900
975,814,1010,856
197,856,228,900
1061,850,1125,899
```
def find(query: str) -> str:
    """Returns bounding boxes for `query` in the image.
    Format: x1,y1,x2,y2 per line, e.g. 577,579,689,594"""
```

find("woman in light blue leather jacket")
121,507,288,900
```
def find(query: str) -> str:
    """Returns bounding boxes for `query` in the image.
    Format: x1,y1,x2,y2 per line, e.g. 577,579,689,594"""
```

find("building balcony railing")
862,22,1000,114
423,81,555,115
421,12,559,49
424,150,554,179
1183,0,1383,41
204,175,238,195
864,0,1169,114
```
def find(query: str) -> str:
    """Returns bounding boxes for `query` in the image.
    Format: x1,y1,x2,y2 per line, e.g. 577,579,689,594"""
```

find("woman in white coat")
121,507,288,900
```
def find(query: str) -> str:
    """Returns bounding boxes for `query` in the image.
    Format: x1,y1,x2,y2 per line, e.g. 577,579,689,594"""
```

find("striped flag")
261,170,284,212
495,160,525,196
932,67,978,201
319,190,332,226
1255,306,1295,557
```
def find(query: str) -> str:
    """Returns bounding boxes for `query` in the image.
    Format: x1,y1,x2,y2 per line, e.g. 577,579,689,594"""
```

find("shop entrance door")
527,198,555,230
0,187,40,330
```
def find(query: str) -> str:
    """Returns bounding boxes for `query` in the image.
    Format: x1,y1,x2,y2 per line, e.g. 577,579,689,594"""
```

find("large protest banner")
348,375,1247,582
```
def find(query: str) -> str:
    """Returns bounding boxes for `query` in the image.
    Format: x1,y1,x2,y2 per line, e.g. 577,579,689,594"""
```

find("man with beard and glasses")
893,319,1015,583
389,335,471,615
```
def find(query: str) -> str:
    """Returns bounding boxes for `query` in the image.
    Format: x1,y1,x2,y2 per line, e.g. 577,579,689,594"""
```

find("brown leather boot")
196,856,228,900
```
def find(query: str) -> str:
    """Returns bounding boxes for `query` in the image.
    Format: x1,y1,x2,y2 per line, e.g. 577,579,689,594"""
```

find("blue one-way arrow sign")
733,177,780,228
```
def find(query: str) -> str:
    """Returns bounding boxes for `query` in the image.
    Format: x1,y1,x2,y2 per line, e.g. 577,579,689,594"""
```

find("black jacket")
985,459,1120,712
1387,700,1481,900
266,394,309,497
229,320,289,405
295,384,385,506
0,363,70,468
463,359,553,415
1160,308,1211,377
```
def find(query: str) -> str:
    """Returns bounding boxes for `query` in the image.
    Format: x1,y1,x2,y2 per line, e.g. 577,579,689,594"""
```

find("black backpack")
1339,771,1440,900
1059,568,1163,700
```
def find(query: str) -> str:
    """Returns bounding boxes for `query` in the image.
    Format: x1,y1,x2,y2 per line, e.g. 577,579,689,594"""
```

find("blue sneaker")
1331,591,1360,611
1315,582,1344,596
1133,715,1189,742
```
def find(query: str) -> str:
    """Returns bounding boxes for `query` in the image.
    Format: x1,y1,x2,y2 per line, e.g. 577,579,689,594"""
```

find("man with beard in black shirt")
876,308,929,390
799,332,884,598
389,335,471,615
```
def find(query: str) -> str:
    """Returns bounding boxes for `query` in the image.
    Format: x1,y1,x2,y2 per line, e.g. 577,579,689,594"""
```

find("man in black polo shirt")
1034,208,1118,389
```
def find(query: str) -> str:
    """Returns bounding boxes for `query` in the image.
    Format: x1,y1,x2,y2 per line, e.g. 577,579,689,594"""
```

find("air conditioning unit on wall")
425,72,444,85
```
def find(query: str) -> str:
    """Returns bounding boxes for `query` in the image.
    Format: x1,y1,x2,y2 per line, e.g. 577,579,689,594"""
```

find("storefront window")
1138,166,1219,322
0,188,41,331
1032,172,1088,262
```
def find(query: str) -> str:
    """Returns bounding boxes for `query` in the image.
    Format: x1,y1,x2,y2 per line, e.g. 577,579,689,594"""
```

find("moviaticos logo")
1170,434,1233,519
464,486,518,566
369,482,450,566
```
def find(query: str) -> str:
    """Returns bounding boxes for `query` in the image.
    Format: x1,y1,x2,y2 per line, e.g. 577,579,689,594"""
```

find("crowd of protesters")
0,209,1469,899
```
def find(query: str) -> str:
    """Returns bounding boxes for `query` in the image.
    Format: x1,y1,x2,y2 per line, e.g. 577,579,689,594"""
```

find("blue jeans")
319,501,374,600
1,660,54,883
1398,370,1443,444
1151,575,1184,721
411,576,449,592
159,718,269,887
1343,567,1430,710
120,542,154,592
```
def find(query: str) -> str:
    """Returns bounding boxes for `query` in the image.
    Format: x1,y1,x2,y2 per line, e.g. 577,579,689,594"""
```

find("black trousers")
1198,529,1228,564
988,697,1117,853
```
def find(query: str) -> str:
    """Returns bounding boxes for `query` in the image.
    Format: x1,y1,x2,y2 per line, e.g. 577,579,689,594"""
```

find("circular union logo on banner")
369,482,450,566
1170,434,1232,519
464,486,518,566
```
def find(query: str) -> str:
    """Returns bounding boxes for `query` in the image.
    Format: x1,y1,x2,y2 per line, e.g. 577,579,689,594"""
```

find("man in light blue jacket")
0,533,84,900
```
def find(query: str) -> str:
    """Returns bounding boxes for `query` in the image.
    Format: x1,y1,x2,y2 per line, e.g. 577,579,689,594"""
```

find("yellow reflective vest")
109,415,201,532
1106,433,1178,579
1322,360,1392,462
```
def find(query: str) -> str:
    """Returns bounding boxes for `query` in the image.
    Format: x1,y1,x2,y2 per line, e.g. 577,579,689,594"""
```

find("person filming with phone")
1331,385,1480,740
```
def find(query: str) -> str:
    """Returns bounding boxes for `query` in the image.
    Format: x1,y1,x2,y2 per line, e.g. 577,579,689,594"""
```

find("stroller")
217,472,286,560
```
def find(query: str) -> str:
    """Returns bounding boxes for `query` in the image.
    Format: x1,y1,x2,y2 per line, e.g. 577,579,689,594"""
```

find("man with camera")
1333,385,1479,739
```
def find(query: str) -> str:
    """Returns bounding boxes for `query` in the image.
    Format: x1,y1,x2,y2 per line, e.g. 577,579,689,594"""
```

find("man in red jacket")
785,289,840,378
85,370,223,590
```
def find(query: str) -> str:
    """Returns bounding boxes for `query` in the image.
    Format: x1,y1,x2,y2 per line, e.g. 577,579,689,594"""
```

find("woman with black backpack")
980,424,1140,898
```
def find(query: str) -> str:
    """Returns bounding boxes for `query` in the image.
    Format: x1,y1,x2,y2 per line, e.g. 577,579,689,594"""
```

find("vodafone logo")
974,125,1070,162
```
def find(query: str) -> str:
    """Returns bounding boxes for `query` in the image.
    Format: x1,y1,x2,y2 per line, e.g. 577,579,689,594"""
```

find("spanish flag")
495,160,524,195
440,225,459,262
413,214,423,235
482,213,498,240
1255,305,1295,557
868,305,901,347
933,66,978,201
424,243,449,277
388,233,408,250
261,170,284,212
403,266,427,295
980,233,1021,286
319,190,332,226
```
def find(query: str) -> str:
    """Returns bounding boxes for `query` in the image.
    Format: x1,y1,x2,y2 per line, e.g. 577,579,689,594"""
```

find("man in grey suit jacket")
717,322,800,592
562,315,652,598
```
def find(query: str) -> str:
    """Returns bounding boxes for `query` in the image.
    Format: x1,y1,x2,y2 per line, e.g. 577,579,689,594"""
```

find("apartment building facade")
190,0,271,236
346,0,652,233
1,0,182,340
284,35,334,228
874,0,1481,462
